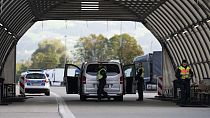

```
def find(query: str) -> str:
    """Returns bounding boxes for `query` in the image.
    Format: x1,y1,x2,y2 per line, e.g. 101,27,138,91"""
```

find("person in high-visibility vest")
97,65,109,101
136,63,144,101
175,60,193,104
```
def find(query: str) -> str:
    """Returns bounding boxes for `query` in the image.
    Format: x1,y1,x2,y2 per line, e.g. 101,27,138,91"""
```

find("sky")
16,20,162,62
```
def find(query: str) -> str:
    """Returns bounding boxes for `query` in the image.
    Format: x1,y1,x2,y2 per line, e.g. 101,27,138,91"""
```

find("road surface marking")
52,92,76,118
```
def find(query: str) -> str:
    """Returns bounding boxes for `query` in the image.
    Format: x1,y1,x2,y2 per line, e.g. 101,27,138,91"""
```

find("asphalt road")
0,87,210,118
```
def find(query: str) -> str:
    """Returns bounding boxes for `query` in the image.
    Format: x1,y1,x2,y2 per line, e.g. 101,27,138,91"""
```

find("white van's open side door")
64,64,80,94
123,64,137,94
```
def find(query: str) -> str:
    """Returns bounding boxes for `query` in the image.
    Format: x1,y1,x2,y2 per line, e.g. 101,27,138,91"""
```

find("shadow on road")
62,95,177,108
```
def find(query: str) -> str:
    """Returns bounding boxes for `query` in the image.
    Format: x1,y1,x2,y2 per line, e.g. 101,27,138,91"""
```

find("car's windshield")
86,64,120,76
26,73,46,79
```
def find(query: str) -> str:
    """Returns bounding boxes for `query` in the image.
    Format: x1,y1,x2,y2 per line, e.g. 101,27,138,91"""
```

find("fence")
3,84,16,98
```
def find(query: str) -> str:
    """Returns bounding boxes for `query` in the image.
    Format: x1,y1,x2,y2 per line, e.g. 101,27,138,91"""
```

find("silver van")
64,62,138,101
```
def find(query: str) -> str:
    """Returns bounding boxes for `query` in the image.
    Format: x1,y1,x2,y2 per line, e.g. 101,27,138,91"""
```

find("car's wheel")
114,95,123,101
45,91,50,96
80,95,86,101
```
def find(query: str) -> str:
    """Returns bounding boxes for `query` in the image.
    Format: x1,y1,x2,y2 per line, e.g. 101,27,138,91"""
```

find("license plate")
104,85,109,88
32,83,41,86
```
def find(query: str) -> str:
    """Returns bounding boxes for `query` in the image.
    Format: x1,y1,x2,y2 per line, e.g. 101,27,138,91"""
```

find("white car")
24,70,50,96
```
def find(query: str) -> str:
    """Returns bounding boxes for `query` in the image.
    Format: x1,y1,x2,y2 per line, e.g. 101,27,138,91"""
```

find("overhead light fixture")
8,32,12,35
174,34,178,37
0,23,3,26
194,24,199,28
183,30,188,34
166,38,170,41
207,19,210,22
81,1,99,11
12,36,16,38
4,28,7,31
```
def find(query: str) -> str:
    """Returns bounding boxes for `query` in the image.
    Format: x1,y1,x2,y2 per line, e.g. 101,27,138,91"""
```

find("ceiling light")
183,31,188,34
81,1,99,11
207,19,210,22
174,34,178,37
12,36,16,38
194,24,199,28
0,23,3,26
166,38,170,41
8,32,12,35
4,28,7,31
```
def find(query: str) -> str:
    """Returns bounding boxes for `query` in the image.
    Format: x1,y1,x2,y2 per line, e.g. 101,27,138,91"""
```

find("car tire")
45,91,50,96
114,95,123,101
80,95,86,101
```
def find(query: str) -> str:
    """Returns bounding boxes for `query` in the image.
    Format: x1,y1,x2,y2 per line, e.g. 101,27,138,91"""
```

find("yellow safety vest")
179,66,190,79
97,68,106,80
138,67,144,78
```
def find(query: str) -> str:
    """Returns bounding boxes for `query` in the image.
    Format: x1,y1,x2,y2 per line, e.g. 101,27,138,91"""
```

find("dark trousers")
137,78,144,101
180,79,190,104
97,79,107,100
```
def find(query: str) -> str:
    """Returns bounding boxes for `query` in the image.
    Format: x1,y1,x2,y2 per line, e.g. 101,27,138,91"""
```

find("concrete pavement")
53,87,210,118
0,94,60,118
0,87,210,118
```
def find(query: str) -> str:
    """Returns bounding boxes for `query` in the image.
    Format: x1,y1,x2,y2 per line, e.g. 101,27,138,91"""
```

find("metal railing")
3,83,15,98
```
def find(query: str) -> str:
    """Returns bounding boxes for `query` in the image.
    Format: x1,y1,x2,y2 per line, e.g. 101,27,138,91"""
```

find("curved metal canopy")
0,0,209,82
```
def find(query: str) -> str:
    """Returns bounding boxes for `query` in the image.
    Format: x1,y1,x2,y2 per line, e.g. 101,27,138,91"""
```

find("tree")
75,33,144,64
108,33,144,64
16,60,32,75
31,39,67,69
75,34,108,62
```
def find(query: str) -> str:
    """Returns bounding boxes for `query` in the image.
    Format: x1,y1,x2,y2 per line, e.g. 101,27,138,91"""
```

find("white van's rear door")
124,64,137,94
84,63,122,94
64,64,80,94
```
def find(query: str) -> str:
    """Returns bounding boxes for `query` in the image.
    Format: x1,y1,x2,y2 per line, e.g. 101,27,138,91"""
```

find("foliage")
75,33,144,65
18,33,144,73
30,39,67,69
109,33,144,64
16,60,32,75
75,34,109,62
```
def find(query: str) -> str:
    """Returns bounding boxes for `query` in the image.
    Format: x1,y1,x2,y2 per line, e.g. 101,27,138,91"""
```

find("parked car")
23,69,50,96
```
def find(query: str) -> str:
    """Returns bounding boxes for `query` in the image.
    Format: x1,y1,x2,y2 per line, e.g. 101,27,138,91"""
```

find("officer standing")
136,63,144,101
175,60,193,104
97,65,109,101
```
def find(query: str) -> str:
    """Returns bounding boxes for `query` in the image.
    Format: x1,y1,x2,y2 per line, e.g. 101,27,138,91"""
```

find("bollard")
19,76,25,96
157,76,163,96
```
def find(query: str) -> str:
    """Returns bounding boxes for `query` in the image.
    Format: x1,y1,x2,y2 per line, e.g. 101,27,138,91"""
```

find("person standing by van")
97,65,109,101
175,60,193,104
136,63,144,101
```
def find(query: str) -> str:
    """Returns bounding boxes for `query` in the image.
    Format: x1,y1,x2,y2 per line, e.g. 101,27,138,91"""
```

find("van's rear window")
86,64,120,76
26,73,45,79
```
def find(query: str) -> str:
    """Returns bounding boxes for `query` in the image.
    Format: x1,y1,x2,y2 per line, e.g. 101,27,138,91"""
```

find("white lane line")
52,92,76,118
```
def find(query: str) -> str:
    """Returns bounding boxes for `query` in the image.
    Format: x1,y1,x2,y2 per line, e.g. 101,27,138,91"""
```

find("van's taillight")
82,76,86,84
120,76,124,84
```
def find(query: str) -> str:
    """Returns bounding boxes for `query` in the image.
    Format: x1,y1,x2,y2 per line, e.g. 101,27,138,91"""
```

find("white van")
64,62,138,101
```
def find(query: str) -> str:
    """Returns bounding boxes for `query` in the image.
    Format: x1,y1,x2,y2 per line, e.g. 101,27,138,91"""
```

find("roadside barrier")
19,76,25,96
157,76,163,96
3,84,15,98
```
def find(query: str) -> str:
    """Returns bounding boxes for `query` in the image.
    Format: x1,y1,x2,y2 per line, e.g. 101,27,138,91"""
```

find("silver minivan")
64,62,138,101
